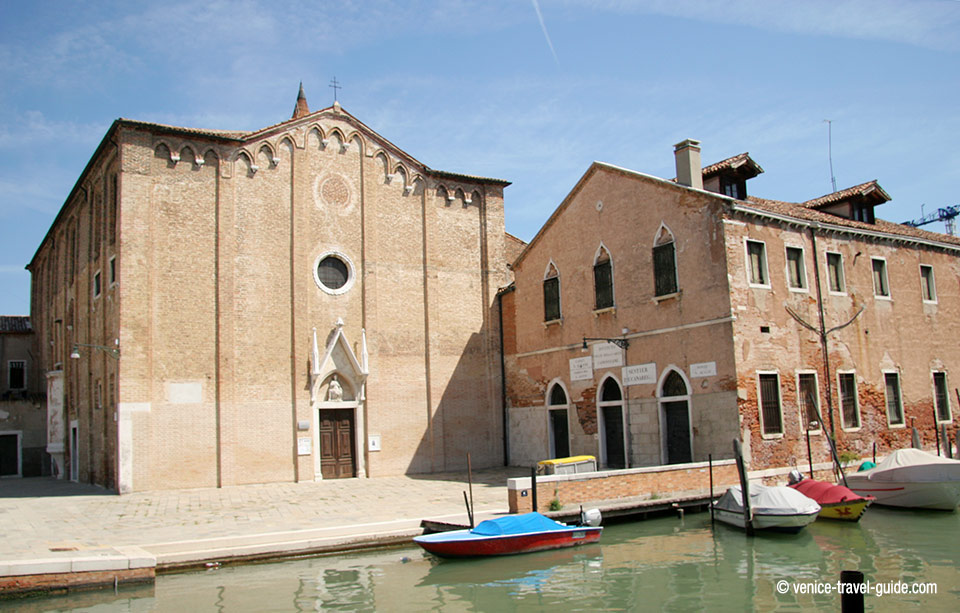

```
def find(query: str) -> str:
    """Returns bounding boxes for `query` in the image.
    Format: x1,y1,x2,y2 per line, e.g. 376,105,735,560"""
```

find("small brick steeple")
292,82,310,119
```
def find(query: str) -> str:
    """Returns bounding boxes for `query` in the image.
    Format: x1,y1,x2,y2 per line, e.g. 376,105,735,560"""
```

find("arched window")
549,384,568,406
662,370,688,397
546,382,570,459
653,224,678,296
594,245,614,310
543,261,561,322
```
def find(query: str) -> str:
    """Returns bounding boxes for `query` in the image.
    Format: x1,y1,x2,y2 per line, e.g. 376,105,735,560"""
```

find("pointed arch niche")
543,260,561,323
309,321,369,480
545,379,571,459
657,366,692,465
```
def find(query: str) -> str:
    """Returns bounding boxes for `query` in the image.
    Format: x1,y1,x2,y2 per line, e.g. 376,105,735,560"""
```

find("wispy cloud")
531,0,560,65
559,0,960,51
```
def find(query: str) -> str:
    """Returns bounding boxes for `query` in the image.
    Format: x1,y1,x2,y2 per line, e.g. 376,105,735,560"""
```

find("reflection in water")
21,508,960,611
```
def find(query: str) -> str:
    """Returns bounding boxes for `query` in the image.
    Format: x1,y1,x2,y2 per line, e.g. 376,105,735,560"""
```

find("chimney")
674,139,702,190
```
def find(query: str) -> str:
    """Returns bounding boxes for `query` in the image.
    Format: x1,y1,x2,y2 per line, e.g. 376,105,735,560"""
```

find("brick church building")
27,86,513,492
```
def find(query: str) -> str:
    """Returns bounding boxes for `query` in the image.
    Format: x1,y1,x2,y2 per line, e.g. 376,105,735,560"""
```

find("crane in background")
903,205,960,236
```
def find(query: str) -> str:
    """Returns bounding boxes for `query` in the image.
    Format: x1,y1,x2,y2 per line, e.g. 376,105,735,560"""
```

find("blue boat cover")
472,512,567,536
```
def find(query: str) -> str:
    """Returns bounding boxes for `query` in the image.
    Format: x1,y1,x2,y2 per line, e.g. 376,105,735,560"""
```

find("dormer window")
852,201,875,223
721,177,745,200
700,153,763,200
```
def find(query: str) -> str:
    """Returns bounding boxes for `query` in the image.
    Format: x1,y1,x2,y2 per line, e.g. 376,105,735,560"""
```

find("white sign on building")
570,356,593,381
690,361,717,378
592,342,624,369
623,363,657,386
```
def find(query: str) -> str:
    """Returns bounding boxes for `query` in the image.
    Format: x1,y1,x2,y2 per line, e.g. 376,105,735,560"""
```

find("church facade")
27,89,511,492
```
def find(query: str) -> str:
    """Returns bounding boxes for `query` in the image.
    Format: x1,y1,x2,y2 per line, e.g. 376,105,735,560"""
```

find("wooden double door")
319,409,356,479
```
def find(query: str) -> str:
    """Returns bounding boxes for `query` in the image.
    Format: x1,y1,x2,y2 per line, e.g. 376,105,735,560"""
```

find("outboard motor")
788,469,804,485
580,507,602,527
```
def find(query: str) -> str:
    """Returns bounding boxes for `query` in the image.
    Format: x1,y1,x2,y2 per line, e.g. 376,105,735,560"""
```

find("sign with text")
297,437,312,456
570,356,593,381
623,363,657,386
592,342,624,369
690,361,717,378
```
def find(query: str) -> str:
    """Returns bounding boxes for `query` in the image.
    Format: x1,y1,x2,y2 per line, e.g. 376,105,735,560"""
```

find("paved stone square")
0,468,525,573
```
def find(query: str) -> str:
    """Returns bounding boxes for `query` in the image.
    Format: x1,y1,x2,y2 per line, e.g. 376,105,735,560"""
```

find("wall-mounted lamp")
582,337,629,352
70,340,120,360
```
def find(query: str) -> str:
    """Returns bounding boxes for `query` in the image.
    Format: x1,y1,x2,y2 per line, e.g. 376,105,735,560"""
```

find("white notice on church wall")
297,437,312,456
623,363,657,386
570,357,593,381
690,362,717,378
592,343,624,369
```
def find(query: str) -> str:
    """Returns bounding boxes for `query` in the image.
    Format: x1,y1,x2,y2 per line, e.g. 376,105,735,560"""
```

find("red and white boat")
788,473,874,521
845,449,960,511
413,511,602,558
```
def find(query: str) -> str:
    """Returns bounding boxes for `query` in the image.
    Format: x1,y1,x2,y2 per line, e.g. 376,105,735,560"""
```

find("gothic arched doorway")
598,376,626,469
659,368,692,464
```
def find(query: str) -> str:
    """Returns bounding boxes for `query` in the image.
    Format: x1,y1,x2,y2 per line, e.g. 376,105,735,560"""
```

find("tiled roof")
802,180,890,209
0,316,31,334
742,195,960,247
118,118,249,140
702,152,764,178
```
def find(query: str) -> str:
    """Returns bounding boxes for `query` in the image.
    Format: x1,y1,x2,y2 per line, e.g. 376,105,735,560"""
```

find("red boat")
788,475,874,521
413,512,602,558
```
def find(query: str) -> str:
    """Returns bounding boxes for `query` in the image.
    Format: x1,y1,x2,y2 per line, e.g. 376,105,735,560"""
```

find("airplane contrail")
531,0,560,65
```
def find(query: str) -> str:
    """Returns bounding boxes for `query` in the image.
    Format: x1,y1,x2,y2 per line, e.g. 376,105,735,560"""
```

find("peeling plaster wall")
506,165,741,469
727,214,960,469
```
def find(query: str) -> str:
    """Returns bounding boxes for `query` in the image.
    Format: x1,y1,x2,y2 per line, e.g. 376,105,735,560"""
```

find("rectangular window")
653,242,678,296
827,252,845,293
543,276,560,322
839,372,860,429
95,379,102,409
933,372,951,422
594,256,614,310
920,265,936,302
8,360,26,391
93,271,102,298
758,373,783,436
797,373,820,431
884,372,904,426
872,258,890,298
109,256,117,286
746,240,768,286
786,246,806,290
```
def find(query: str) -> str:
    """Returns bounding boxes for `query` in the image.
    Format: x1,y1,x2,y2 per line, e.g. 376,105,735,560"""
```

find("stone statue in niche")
327,376,343,402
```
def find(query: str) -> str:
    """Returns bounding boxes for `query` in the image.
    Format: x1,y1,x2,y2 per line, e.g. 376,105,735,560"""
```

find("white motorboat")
845,449,960,511
713,484,821,533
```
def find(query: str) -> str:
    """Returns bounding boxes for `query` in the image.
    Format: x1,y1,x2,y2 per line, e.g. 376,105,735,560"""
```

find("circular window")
313,251,355,295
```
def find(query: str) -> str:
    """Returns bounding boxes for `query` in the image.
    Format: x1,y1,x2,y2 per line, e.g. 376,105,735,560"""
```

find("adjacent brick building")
504,139,958,471
0,316,48,477
27,88,511,492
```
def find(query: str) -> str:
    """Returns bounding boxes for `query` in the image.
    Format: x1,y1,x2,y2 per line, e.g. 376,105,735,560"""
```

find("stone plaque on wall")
690,362,717,378
623,363,657,386
592,343,623,369
570,357,593,381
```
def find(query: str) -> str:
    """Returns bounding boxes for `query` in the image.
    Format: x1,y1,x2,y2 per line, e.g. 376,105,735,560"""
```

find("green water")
14,507,960,612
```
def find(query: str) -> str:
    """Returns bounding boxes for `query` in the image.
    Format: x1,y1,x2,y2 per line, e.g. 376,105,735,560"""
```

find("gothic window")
662,370,687,397
543,261,561,322
549,383,568,406
653,225,678,297
593,246,614,310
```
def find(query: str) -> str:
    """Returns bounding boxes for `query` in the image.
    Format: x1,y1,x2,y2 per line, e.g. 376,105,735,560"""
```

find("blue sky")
2,0,959,315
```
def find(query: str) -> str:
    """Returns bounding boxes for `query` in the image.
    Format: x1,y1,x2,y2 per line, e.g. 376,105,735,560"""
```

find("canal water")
15,506,960,612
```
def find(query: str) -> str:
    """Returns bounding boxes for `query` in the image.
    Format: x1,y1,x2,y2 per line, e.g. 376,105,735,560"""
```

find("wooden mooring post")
708,454,715,526
530,466,538,513
840,570,865,613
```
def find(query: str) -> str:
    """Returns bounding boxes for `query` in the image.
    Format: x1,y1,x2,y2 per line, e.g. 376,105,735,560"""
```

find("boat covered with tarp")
713,484,820,533
788,473,874,521
413,511,602,558
845,449,960,511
